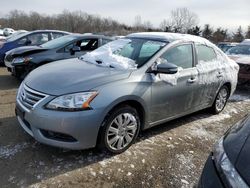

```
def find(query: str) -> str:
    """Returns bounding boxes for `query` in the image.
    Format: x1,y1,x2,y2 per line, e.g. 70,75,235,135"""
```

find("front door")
150,43,200,124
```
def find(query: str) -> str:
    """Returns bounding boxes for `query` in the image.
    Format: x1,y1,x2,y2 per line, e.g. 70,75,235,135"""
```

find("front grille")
18,84,47,110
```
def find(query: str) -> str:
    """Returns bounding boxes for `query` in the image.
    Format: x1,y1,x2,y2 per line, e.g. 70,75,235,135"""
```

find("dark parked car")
0,30,70,65
227,43,250,84
5,34,113,79
198,114,250,188
217,42,238,53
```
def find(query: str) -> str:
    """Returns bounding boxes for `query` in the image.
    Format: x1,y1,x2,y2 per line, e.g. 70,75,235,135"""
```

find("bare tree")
159,19,173,32
167,8,199,33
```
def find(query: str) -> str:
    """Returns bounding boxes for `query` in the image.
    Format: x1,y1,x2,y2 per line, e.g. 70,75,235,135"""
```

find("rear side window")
196,44,217,62
102,39,112,45
27,33,49,45
161,44,193,69
52,32,65,39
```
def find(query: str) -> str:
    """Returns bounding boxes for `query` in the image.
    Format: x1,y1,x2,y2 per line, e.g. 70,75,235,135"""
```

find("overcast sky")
0,0,249,32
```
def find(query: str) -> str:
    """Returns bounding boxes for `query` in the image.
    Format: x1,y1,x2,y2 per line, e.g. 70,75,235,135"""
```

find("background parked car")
198,114,250,188
16,32,239,154
3,28,15,36
5,34,114,79
227,42,250,84
0,29,5,42
217,42,238,52
0,30,70,65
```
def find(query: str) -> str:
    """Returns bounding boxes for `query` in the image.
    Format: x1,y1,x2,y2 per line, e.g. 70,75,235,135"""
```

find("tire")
98,105,140,154
210,85,229,114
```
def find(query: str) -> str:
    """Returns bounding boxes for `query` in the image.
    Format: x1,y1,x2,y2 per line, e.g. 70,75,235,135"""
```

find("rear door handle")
187,77,197,83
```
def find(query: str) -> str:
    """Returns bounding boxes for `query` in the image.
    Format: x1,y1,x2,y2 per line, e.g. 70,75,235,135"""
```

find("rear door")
150,42,200,123
194,44,222,107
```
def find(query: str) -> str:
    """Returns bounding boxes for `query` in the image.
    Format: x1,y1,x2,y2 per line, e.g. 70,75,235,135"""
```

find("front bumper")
198,154,224,188
16,93,105,150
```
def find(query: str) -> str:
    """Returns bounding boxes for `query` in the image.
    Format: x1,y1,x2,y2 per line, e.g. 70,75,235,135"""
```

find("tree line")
0,8,249,44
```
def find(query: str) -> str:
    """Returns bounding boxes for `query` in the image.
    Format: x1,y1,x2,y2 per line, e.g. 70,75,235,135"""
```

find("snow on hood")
79,39,137,70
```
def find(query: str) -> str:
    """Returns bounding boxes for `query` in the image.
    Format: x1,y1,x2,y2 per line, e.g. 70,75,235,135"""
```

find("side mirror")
148,59,178,74
156,62,178,74
70,46,81,55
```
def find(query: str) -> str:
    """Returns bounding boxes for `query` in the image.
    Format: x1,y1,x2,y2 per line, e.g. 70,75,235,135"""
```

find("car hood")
7,46,48,57
223,115,250,185
228,55,250,65
24,58,132,95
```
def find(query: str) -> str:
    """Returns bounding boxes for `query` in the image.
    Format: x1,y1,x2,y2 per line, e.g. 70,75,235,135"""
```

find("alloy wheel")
106,113,138,151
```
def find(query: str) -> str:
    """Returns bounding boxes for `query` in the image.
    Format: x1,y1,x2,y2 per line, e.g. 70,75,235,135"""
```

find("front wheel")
210,85,229,114
99,106,140,154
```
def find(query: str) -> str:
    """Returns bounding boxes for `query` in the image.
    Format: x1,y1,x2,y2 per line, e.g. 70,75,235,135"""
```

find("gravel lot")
0,67,249,188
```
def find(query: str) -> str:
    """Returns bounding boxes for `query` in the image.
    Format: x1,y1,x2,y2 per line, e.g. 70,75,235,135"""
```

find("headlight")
213,138,248,188
12,57,32,64
46,92,98,111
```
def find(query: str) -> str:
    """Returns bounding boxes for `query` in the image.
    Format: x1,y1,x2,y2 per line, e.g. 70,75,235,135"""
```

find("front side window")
161,44,193,69
79,39,98,51
196,44,217,63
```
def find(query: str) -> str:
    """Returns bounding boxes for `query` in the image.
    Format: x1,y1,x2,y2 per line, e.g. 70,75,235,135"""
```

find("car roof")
68,33,114,40
127,32,211,45
28,30,71,34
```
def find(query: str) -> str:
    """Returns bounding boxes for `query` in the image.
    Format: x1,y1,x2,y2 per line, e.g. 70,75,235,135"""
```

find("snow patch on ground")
0,142,29,159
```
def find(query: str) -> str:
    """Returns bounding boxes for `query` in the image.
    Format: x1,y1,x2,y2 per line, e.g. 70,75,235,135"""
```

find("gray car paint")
17,34,238,150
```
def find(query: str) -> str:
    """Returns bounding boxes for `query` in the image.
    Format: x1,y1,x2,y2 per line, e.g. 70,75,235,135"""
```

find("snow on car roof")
127,32,211,45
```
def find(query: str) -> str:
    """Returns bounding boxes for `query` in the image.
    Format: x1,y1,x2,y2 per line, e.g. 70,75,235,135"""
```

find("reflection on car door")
150,43,200,124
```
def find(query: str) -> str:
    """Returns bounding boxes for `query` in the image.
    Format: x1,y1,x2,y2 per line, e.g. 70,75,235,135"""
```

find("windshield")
40,35,76,49
80,38,167,70
7,32,30,42
227,45,250,55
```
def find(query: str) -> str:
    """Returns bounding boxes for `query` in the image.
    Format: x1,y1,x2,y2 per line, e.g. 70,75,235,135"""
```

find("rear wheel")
211,85,229,114
99,106,140,154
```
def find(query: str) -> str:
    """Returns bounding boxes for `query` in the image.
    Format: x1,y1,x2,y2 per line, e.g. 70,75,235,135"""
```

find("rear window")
196,44,217,62
227,45,250,55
